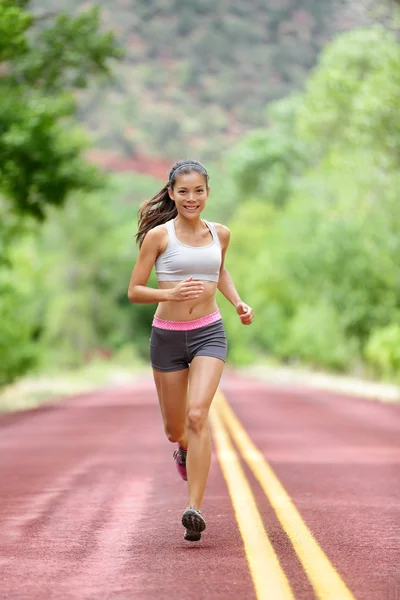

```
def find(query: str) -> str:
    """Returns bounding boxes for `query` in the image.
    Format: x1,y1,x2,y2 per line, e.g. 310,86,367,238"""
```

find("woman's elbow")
127,286,138,303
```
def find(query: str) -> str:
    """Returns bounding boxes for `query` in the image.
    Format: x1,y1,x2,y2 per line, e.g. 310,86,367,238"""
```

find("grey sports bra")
155,219,222,282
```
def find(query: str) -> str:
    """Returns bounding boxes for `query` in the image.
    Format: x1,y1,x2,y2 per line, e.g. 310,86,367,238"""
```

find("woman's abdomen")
155,280,218,321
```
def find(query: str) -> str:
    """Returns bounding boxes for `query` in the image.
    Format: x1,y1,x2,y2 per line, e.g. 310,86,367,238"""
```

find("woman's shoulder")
210,222,230,245
142,222,169,251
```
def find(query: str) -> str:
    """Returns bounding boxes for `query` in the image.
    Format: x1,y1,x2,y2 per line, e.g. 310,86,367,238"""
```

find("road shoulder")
232,364,400,404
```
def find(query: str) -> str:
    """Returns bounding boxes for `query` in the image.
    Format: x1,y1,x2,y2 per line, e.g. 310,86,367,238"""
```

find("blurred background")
1,0,400,409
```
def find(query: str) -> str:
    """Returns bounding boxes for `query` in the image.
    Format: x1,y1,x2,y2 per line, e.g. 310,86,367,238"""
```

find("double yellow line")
210,391,356,600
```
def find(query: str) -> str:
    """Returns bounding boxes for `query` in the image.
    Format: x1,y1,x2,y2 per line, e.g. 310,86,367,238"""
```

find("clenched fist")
236,301,254,325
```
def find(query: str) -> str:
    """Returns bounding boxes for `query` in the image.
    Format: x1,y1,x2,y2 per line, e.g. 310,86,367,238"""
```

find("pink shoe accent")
173,445,187,481
153,310,221,331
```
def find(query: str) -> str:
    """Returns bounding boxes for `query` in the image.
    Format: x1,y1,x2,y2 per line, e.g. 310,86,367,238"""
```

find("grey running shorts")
150,319,227,372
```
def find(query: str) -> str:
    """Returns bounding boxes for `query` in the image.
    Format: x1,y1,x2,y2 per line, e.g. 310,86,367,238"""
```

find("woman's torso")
154,218,221,321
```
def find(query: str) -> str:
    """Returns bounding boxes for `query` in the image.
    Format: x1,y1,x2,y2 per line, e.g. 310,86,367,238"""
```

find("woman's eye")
178,190,203,195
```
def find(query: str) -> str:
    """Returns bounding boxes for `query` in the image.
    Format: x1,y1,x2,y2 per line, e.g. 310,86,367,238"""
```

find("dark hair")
135,159,209,247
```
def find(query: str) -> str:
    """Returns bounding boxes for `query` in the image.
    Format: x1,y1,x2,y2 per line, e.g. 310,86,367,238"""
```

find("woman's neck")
174,215,204,233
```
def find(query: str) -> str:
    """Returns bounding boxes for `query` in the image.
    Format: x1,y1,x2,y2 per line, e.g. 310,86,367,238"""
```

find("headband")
169,163,207,181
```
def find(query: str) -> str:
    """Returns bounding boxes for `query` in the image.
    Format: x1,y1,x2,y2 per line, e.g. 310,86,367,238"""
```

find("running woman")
128,159,254,541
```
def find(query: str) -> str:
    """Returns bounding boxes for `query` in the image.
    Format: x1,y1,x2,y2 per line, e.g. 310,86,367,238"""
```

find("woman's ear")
167,186,175,201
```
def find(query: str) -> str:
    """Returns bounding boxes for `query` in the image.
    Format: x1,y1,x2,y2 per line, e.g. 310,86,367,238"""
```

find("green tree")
297,27,400,179
223,26,400,377
36,174,159,367
0,1,122,220
226,95,307,209
0,1,122,387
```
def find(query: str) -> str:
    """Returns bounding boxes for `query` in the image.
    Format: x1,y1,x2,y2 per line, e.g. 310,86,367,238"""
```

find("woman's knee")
186,409,207,435
165,426,185,443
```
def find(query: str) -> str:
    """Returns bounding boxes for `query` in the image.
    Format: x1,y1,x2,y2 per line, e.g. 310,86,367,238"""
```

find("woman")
128,159,254,542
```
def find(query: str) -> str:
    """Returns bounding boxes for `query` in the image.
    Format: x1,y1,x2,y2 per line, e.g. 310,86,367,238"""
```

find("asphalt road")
0,373,399,600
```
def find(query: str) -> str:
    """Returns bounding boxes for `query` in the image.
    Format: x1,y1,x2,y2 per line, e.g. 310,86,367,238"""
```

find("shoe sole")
181,509,206,535
184,529,202,542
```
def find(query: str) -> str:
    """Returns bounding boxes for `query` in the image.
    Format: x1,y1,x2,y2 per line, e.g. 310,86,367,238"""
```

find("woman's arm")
215,223,254,325
218,267,241,306
128,227,169,304
215,224,240,306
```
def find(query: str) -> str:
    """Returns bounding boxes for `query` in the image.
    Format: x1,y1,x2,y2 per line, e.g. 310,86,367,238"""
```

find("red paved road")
0,374,399,599
222,375,400,600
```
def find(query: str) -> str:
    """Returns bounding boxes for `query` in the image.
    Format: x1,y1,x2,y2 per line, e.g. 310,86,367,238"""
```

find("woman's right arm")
128,228,170,304
127,227,204,304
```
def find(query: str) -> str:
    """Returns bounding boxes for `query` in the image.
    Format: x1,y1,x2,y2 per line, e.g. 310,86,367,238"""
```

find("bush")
278,302,358,371
365,324,400,379
0,283,37,387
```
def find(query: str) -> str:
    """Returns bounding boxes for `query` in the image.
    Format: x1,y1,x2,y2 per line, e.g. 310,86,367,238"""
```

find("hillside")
31,0,350,162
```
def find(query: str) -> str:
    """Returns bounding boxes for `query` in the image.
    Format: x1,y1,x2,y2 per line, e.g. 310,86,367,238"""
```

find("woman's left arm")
215,224,254,326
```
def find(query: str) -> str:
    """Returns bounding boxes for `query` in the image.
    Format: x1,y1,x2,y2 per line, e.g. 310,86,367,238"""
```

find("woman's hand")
236,301,254,325
168,277,205,302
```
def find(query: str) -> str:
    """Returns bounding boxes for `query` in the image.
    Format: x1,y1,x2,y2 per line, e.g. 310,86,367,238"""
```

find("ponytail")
135,184,177,247
135,159,209,247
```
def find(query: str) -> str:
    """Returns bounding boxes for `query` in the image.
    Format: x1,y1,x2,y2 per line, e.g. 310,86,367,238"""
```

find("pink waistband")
152,310,222,331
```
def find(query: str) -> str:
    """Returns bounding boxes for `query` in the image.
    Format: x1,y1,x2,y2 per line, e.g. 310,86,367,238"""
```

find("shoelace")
173,448,186,466
189,506,202,515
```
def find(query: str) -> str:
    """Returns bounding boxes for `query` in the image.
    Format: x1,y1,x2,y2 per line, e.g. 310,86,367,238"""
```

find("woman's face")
168,171,209,218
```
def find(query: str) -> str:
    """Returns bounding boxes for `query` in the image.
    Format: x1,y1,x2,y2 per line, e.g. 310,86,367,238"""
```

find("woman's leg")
153,368,189,448
185,356,225,509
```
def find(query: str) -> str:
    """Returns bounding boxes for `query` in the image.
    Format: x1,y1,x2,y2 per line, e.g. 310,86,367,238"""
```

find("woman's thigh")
153,368,189,433
187,356,225,415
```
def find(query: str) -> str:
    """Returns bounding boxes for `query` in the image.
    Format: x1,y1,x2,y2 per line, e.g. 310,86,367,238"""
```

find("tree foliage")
222,25,400,378
226,95,306,209
4,19,400,390
0,0,121,387
0,1,122,220
297,26,400,171
33,174,159,367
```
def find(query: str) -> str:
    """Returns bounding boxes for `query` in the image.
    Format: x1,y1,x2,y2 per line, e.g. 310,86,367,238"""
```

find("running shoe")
181,506,206,542
184,529,202,542
173,445,187,481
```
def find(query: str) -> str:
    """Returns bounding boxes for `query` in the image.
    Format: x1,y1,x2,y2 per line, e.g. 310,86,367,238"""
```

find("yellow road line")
214,391,357,600
209,405,295,600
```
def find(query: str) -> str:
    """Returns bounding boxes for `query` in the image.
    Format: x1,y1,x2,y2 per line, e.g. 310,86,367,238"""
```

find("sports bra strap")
166,218,176,240
203,220,220,246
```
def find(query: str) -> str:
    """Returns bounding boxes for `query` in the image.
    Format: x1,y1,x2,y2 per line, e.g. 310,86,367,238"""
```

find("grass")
0,357,149,414
237,356,400,404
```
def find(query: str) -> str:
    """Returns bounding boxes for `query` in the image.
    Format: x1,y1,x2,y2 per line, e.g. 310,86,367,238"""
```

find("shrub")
0,283,37,387
365,324,400,379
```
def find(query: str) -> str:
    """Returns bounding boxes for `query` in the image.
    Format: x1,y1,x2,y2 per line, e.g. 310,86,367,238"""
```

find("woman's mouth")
184,205,199,212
